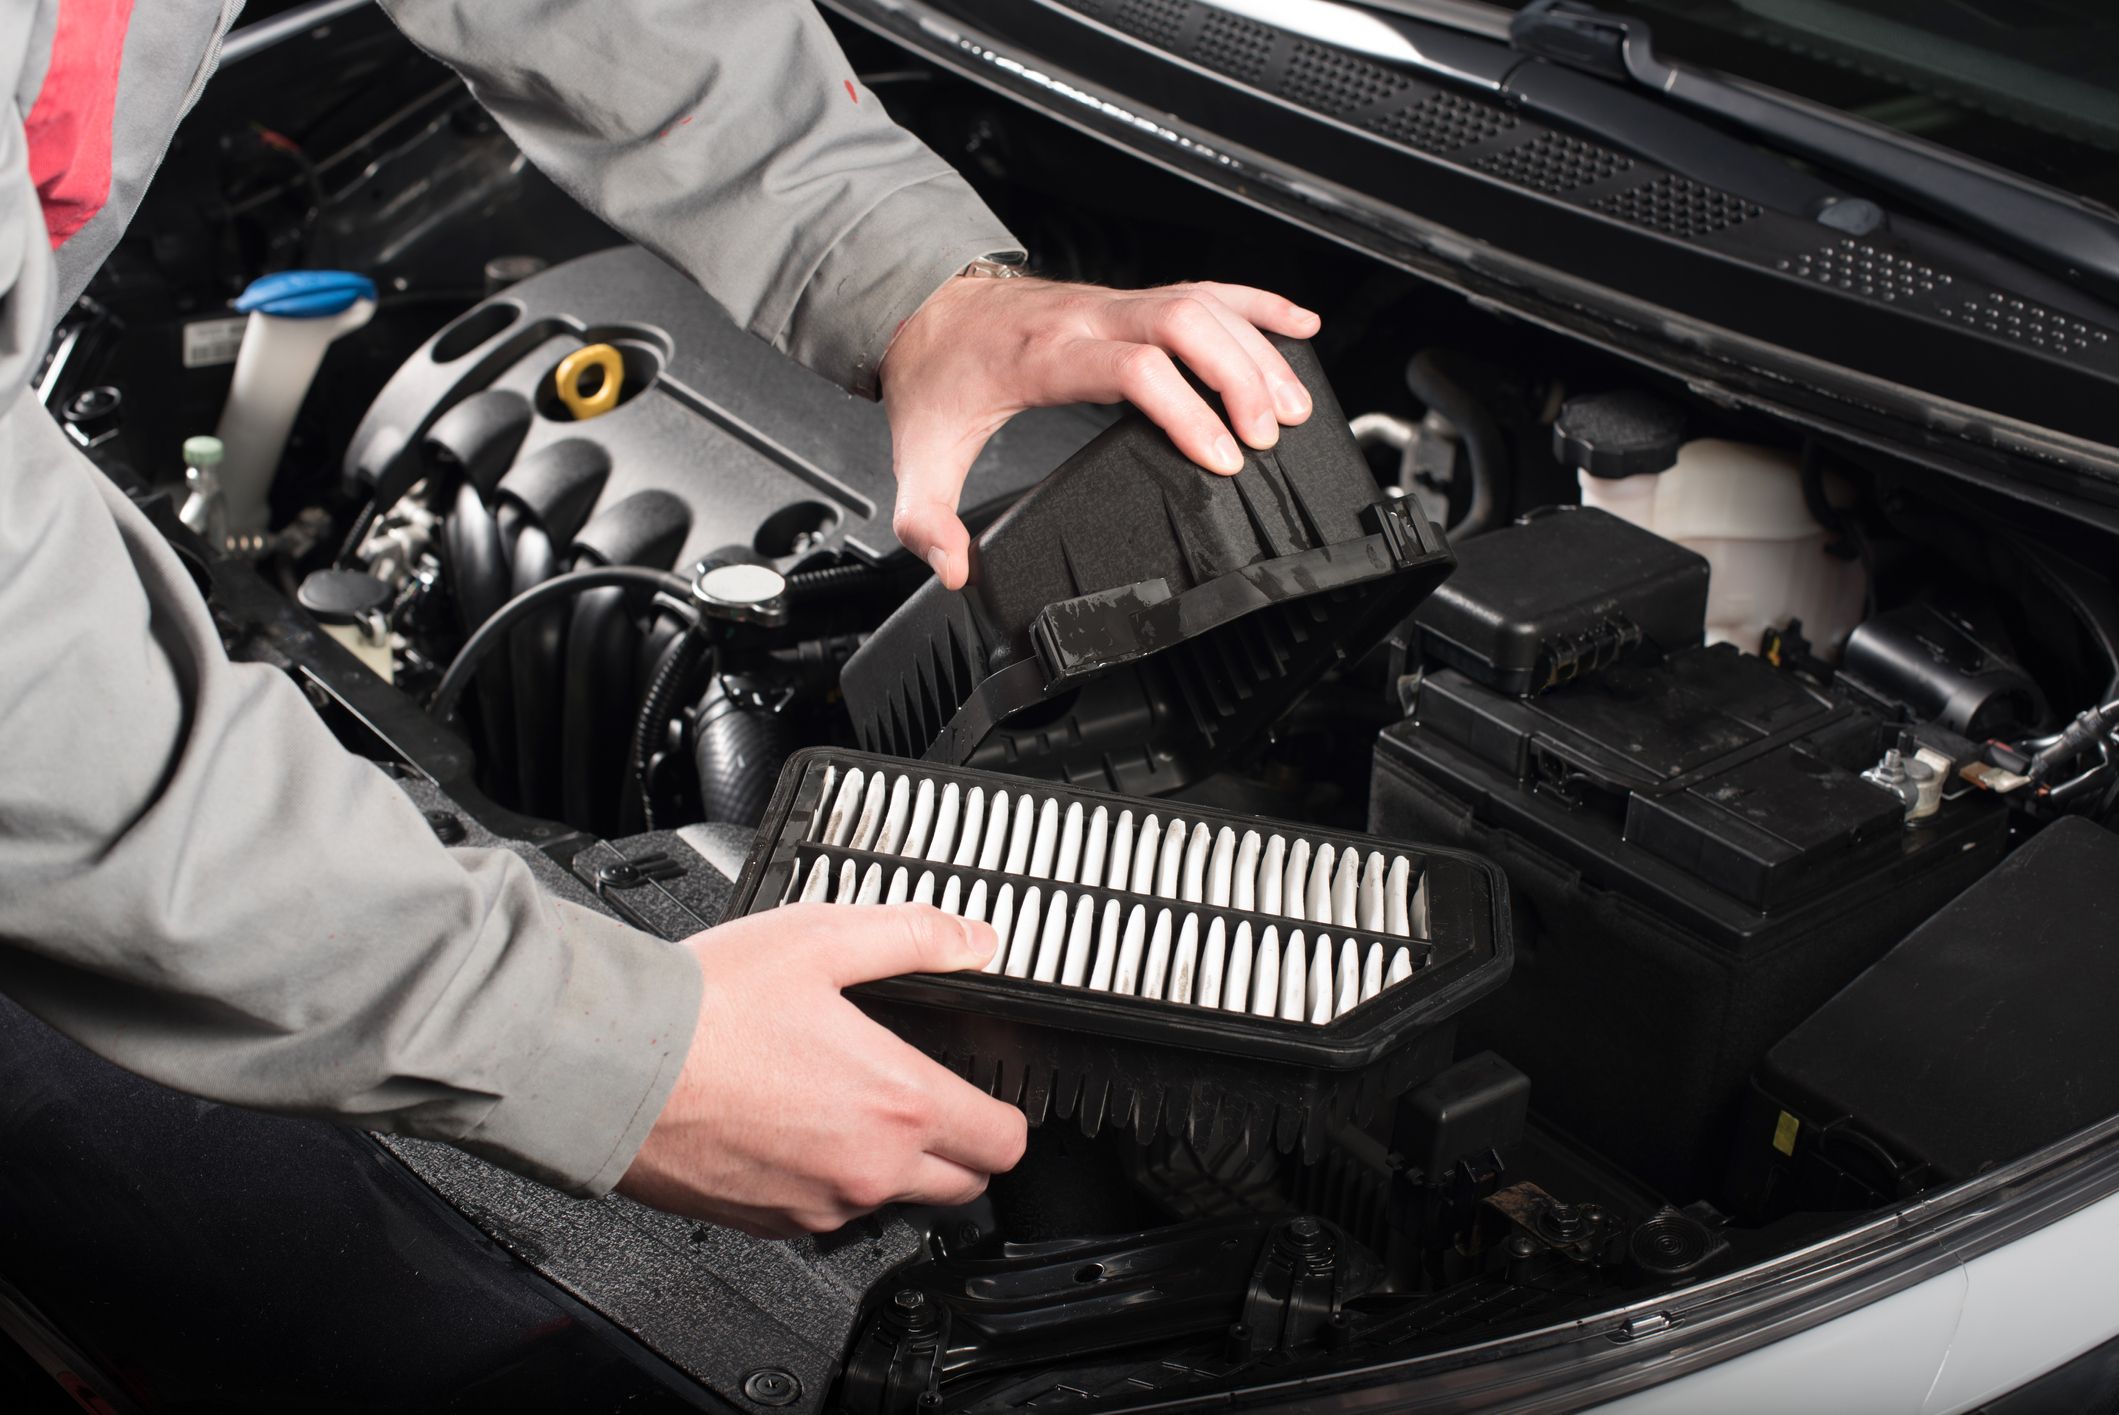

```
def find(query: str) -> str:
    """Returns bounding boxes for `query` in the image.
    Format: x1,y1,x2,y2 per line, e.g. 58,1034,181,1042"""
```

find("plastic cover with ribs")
840,336,1457,795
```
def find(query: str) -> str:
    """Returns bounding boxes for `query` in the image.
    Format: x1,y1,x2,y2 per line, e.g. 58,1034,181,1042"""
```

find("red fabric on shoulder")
23,0,137,250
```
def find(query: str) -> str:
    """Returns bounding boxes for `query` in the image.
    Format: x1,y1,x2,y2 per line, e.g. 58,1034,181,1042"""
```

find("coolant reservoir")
1556,392,1866,656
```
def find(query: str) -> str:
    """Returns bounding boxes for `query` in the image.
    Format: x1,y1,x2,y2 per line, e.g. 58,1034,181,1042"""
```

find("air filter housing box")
841,337,1455,795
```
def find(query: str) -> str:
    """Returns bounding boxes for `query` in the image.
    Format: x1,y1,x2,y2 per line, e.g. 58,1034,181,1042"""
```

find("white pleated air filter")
731,750,1510,1158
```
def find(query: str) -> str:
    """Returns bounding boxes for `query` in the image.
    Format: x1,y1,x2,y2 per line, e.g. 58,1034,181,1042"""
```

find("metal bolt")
424,810,466,844
741,1368,800,1407
1863,748,1923,813
483,254,548,293
65,386,119,423
1505,1234,1538,1259
63,386,123,446
888,1287,939,1335
597,860,641,887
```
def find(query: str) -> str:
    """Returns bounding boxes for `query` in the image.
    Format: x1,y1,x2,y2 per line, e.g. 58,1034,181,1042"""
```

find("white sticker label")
182,315,249,369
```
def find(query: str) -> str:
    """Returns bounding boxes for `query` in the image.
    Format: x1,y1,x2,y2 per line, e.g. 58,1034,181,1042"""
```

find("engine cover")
344,245,1106,572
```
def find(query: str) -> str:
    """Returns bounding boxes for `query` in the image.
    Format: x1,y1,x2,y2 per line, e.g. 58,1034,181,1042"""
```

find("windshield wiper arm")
1509,0,2119,306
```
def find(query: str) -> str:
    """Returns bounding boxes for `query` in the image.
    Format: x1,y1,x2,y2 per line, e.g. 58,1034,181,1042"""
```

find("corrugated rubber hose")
631,628,712,832
692,677,798,827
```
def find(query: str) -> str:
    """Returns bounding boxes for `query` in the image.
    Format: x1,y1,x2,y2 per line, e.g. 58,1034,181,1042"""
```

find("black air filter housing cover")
841,337,1455,794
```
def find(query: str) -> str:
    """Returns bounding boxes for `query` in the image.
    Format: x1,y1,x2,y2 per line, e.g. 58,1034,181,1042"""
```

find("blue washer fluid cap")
233,269,378,318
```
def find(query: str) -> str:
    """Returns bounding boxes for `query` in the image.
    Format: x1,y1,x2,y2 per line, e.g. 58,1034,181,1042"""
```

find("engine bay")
30,8,2119,1411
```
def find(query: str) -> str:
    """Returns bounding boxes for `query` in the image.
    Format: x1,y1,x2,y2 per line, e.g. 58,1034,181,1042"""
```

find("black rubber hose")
1405,351,1508,538
618,617,686,835
630,630,713,832
1800,443,1877,621
785,561,891,601
692,679,799,827
2028,700,2119,783
429,565,691,725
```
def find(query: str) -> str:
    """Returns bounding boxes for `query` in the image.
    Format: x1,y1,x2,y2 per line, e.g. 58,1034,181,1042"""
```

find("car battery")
1371,513,2007,1197
728,749,1512,1160
1730,816,2119,1219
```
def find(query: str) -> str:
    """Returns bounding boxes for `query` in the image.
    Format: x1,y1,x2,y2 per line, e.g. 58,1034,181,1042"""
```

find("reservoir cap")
1553,391,1685,479
235,269,378,318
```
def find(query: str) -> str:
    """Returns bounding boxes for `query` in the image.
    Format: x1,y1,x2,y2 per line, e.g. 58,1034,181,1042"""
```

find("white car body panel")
1593,1189,2119,1414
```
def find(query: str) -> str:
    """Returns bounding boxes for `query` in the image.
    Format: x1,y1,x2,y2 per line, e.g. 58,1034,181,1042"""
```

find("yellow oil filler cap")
555,343,624,420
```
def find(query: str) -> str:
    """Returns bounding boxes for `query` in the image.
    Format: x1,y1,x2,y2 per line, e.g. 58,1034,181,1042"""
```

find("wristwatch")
958,256,1026,280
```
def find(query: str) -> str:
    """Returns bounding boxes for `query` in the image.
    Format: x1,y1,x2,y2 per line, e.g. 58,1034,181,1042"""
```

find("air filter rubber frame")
841,337,1457,796
728,748,1513,1161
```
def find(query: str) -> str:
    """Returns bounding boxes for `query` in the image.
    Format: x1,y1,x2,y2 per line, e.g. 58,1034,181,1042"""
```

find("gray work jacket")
0,0,1018,1196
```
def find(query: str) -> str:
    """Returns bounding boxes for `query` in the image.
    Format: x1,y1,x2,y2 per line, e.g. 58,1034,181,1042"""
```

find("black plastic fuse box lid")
1406,506,1707,696
1752,817,2119,1189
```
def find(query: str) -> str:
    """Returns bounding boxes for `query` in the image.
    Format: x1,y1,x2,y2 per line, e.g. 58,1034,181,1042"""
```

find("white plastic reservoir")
1578,438,1867,656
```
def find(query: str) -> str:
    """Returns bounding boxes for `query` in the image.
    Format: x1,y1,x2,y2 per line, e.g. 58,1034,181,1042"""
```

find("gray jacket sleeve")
0,98,701,1196
377,0,1023,395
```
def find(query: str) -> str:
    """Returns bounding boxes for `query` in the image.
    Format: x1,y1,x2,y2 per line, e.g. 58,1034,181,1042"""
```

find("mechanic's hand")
880,276,1322,589
617,903,1026,1237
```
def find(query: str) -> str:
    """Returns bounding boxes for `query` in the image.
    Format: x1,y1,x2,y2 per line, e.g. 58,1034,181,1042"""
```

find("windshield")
1502,0,2119,207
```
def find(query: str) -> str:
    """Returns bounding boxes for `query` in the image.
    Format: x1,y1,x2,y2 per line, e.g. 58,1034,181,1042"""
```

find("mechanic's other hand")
617,903,1026,1238
880,277,1321,589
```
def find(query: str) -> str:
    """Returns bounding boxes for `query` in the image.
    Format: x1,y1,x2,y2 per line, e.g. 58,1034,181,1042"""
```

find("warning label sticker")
182,316,248,369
